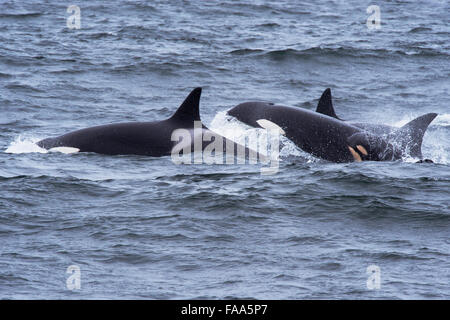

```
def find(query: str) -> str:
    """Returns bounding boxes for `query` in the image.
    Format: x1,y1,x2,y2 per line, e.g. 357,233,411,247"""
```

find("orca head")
227,102,269,127
347,132,402,162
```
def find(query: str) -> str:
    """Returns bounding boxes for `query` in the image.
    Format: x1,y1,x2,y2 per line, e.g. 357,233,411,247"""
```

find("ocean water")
1,0,449,299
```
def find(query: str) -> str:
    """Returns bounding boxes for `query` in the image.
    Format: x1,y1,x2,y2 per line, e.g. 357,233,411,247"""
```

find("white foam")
421,126,449,164
4,136,81,155
5,136,48,154
434,114,450,126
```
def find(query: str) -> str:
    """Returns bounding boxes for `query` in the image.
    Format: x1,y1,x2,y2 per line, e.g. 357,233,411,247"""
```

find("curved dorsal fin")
392,113,438,158
170,87,202,122
316,88,341,120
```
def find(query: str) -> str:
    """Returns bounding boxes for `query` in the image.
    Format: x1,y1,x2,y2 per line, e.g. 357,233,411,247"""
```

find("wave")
0,72,12,78
4,83,43,93
0,12,42,19
229,48,264,55
80,32,117,40
229,46,448,60
408,26,433,33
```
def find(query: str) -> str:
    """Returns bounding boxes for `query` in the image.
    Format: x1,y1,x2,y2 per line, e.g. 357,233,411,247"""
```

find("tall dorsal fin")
316,88,341,120
391,113,438,158
170,87,202,122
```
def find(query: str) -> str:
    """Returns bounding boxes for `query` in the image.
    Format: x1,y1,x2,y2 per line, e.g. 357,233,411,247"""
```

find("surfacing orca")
315,88,435,137
227,96,437,163
37,88,265,162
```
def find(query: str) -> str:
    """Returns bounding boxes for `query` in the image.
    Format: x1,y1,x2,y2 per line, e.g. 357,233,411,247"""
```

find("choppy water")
1,0,449,299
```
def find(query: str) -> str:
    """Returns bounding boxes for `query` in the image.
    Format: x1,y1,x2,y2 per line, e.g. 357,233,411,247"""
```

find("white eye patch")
49,147,80,154
256,119,286,135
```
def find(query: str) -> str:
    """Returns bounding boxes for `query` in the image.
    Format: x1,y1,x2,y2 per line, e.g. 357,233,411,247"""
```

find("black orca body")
227,95,437,163
37,88,262,160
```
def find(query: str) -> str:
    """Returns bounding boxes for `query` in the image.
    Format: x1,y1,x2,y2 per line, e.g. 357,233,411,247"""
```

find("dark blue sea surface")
1,0,449,299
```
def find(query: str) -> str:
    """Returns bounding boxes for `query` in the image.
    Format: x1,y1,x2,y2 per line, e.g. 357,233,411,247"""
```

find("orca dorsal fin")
316,88,341,120
170,87,202,122
391,113,438,158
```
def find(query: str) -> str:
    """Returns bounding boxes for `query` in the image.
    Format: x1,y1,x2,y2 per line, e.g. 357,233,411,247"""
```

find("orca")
315,88,437,162
315,88,432,136
227,97,437,163
37,88,265,162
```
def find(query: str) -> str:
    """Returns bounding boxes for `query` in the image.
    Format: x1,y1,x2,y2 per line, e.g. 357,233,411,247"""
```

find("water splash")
209,111,315,161
394,114,449,164
5,136,47,154
4,136,81,155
